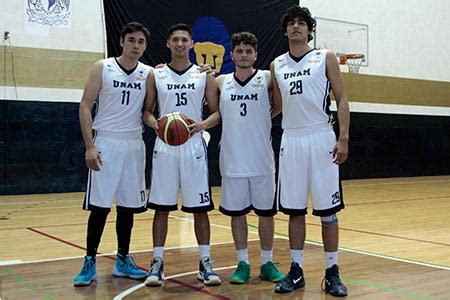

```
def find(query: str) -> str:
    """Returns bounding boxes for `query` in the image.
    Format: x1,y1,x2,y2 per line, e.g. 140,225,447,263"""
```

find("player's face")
120,31,147,60
231,43,257,69
167,30,194,59
285,17,310,42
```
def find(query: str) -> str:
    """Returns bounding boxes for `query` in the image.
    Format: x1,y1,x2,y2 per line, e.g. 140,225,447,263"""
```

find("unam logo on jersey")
26,0,71,26
189,16,233,75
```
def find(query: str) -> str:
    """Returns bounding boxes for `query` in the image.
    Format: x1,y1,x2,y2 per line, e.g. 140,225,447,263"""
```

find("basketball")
156,112,192,146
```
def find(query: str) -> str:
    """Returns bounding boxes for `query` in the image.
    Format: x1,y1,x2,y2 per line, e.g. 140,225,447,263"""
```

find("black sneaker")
274,262,305,293
197,257,221,286
322,264,348,297
145,257,164,286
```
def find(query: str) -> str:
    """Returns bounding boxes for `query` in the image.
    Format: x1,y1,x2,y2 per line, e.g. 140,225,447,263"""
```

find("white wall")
302,0,450,82
1,0,104,52
0,0,105,102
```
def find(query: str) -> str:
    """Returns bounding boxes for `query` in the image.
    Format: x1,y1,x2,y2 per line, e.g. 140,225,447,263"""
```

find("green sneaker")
230,261,251,284
260,261,284,283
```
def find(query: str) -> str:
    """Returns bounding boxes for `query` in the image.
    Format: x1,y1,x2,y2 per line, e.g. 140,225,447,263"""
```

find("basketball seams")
157,112,191,146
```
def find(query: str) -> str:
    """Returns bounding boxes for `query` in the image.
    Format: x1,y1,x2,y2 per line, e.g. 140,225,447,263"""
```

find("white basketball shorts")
278,126,344,216
148,134,213,212
83,131,147,213
219,174,276,216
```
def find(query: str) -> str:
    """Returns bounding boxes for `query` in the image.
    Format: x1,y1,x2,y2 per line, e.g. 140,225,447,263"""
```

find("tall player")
217,32,284,284
74,22,150,286
271,5,350,296
143,23,221,287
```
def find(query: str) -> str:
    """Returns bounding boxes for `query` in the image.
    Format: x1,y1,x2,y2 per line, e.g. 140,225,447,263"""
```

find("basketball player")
143,23,221,287
74,22,150,286
217,32,284,284
271,5,350,296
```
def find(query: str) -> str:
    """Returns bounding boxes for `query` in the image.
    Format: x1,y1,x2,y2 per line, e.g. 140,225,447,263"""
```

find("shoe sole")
325,288,348,297
260,275,284,283
145,276,164,286
230,278,249,284
274,286,305,293
197,274,221,286
74,275,96,287
112,266,147,280
274,283,305,293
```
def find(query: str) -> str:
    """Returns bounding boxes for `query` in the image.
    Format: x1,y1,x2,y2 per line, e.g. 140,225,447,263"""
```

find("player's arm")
326,50,350,164
216,74,225,93
190,73,221,134
270,61,282,118
79,60,103,171
143,68,158,130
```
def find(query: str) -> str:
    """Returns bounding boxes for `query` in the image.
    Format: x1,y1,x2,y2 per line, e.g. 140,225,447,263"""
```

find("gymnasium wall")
0,0,104,194
1,0,450,194
298,0,450,181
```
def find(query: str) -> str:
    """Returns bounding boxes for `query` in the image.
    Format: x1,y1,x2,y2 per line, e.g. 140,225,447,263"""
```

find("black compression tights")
116,211,134,257
86,210,109,258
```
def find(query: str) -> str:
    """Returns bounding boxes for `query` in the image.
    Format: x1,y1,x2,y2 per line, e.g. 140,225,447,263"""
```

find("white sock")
290,249,304,267
236,248,249,263
199,244,210,260
261,250,272,265
324,251,338,268
153,247,164,259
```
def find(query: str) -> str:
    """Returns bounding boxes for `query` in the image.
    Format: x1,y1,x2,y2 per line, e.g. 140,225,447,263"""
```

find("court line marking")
274,233,450,271
343,178,450,187
113,265,236,300
0,239,250,266
0,260,23,266
6,214,450,270
273,218,450,248
6,216,449,299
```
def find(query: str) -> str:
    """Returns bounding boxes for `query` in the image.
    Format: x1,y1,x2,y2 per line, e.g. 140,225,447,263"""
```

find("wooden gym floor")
0,176,449,299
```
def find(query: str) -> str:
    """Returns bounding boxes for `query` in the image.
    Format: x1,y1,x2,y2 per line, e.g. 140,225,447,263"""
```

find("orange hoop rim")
339,53,365,64
345,53,365,60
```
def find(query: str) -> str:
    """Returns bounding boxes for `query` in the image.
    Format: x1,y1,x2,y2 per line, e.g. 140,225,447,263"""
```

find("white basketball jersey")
219,70,274,177
154,64,206,122
273,49,333,129
93,57,151,132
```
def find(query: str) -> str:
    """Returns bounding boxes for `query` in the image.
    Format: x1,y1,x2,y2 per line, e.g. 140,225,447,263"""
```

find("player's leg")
220,176,252,284
144,210,168,286
75,135,122,286
180,136,220,286
113,137,147,280
250,174,284,282
146,140,180,286
310,129,347,296
275,133,308,293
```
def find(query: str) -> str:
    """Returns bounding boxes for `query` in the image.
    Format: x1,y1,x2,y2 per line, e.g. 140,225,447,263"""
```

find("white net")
345,54,364,73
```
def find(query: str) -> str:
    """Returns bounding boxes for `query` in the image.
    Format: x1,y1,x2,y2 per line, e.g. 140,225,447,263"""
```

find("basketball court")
1,176,450,299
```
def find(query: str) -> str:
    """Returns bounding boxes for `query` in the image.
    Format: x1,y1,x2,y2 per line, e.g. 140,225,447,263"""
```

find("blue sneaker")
74,256,96,286
112,254,147,280
197,257,221,286
145,257,164,286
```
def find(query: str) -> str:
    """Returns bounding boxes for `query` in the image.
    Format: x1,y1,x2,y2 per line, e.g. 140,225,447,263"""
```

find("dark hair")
281,5,316,42
120,22,150,42
167,23,192,38
231,32,258,51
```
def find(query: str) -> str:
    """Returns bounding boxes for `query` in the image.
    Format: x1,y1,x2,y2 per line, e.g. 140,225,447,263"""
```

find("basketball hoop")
339,54,364,73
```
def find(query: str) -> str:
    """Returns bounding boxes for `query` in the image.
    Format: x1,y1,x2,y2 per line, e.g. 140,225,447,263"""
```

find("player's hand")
85,146,102,171
155,63,166,69
332,140,348,165
199,64,214,75
187,119,205,135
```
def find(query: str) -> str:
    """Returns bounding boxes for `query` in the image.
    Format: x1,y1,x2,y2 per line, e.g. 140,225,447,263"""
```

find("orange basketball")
156,112,192,146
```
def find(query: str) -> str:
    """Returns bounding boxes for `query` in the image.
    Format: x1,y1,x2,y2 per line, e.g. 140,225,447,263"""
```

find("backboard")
314,17,369,67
